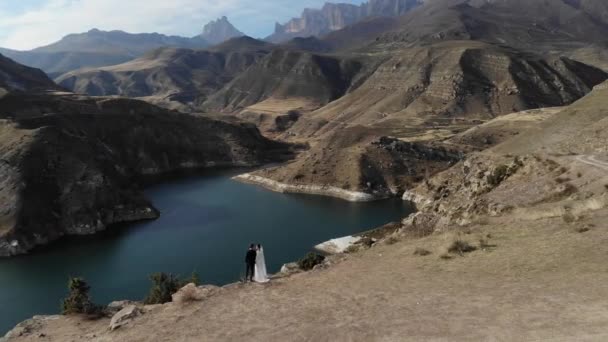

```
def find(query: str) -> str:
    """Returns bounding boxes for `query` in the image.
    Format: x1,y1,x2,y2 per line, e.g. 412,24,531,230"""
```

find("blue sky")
0,0,365,50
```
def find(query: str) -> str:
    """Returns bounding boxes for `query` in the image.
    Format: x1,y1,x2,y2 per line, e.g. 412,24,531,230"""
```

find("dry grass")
344,245,360,254
413,248,432,256
385,236,400,245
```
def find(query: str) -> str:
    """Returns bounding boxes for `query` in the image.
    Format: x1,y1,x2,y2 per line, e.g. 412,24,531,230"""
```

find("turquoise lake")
0,171,412,334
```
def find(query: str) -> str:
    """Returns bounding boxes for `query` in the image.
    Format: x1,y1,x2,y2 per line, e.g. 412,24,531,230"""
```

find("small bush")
576,226,591,233
358,236,375,248
187,271,201,286
562,212,576,224
344,245,360,254
385,236,399,245
144,273,183,305
298,253,325,271
487,165,509,186
447,240,477,256
555,177,570,184
577,172,582,178
413,248,432,256
61,277,101,315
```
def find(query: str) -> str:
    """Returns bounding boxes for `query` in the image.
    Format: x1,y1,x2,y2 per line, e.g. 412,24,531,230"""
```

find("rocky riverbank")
234,173,390,202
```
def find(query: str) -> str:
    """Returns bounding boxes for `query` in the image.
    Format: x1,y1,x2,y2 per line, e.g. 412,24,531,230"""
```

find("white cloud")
0,0,363,50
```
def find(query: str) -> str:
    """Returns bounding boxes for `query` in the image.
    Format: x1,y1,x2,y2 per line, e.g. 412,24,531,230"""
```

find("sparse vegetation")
544,159,560,171
385,236,399,245
144,273,183,305
486,165,508,186
298,253,326,271
555,177,570,184
413,248,432,256
479,237,497,249
447,240,477,256
344,245,360,254
188,271,201,286
61,277,101,316
358,236,375,248
487,164,510,186
562,212,576,224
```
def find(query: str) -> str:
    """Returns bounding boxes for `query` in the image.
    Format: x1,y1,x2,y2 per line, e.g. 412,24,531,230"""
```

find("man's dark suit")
245,249,257,281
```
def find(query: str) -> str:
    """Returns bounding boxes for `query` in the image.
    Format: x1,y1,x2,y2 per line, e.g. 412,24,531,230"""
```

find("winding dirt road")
575,155,608,171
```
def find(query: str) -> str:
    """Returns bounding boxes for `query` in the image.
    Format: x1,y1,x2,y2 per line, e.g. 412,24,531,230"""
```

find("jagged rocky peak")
268,0,423,42
201,16,245,45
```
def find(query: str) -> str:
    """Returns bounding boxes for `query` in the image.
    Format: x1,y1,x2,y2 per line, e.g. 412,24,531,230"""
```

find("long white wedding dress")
254,247,269,283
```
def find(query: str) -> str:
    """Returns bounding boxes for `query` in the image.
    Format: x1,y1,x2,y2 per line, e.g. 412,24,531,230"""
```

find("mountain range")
0,16,244,78
2,0,608,256
267,0,424,42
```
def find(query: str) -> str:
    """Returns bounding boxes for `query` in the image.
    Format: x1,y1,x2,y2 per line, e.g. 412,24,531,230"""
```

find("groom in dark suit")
245,244,257,282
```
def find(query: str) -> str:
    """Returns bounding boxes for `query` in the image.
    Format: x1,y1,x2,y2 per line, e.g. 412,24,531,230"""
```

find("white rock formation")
109,305,142,331
315,236,361,254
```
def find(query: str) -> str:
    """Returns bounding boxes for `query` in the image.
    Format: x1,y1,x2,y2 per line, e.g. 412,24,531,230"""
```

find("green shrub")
61,277,101,315
144,273,183,305
187,271,201,286
297,253,325,271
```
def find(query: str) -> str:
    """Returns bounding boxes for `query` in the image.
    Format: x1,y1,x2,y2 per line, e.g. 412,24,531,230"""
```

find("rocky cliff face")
199,16,245,45
0,93,292,256
267,0,423,42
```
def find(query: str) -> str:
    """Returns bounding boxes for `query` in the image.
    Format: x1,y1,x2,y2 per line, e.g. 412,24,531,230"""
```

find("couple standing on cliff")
245,244,269,283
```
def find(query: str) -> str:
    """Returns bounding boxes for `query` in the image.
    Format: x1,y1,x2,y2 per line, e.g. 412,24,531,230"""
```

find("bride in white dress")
254,244,269,283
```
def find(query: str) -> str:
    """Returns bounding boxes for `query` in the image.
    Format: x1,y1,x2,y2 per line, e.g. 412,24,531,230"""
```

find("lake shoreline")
0,173,411,335
233,173,395,202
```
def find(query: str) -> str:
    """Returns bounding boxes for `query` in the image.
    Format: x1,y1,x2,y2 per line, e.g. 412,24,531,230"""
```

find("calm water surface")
0,171,412,334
